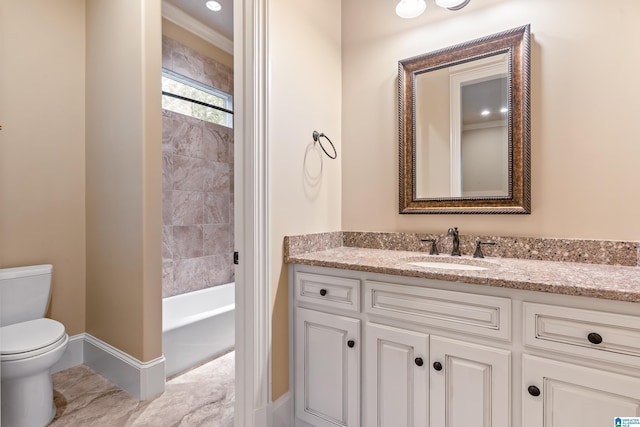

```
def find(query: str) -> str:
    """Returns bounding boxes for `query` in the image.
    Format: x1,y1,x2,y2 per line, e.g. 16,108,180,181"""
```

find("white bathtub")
162,283,235,377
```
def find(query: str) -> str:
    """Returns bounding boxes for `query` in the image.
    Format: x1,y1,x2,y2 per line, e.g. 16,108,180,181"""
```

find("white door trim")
234,0,271,426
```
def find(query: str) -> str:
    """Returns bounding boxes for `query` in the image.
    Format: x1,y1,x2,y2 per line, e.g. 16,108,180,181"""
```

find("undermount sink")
404,257,495,271
407,261,488,271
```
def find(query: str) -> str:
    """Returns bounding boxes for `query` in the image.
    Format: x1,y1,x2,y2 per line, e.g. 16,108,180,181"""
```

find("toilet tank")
0,264,53,326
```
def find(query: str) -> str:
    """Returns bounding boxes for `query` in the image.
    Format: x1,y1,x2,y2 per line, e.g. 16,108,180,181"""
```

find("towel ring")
312,131,337,160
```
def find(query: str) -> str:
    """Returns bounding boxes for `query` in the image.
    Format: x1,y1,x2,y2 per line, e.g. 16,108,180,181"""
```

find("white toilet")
0,264,69,427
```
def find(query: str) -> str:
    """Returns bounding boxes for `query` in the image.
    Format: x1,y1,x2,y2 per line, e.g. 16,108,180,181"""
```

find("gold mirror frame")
399,25,531,214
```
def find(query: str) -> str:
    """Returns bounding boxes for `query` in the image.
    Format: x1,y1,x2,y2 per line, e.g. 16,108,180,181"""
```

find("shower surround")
162,36,234,298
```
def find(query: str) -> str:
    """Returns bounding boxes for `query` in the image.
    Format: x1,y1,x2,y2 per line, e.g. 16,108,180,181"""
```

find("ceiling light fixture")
435,0,471,10
396,0,470,19
205,0,222,12
481,110,491,116
396,0,427,19
500,107,508,113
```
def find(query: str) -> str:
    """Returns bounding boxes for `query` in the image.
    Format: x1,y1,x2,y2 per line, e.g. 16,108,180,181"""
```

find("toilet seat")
0,318,67,362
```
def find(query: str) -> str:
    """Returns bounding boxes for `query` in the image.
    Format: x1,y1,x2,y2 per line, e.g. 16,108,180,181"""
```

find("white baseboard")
83,334,166,400
52,333,85,374
50,333,166,400
271,391,292,427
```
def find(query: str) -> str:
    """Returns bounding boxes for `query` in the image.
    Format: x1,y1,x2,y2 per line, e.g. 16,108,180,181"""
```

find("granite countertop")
286,246,640,303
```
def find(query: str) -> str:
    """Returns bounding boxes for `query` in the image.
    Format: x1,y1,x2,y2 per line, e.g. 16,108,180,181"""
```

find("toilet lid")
0,318,66,356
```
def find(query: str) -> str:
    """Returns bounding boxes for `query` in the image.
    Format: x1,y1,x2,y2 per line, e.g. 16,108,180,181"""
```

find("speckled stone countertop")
284,232,640,303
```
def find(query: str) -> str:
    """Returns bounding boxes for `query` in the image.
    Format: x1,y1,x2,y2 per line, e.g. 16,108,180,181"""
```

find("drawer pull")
433,361,443,371
415,357,424,367
319,289,328,296
347,339,355,348
527,385,541,397
587,332,603,345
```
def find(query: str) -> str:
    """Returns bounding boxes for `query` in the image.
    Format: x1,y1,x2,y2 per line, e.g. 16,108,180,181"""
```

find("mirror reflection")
399,25,531,214
415,54,509,199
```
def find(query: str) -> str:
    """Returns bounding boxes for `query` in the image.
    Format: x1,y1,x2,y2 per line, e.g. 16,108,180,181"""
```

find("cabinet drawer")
364,281,511,340
295,272,360,313
524,302,640,365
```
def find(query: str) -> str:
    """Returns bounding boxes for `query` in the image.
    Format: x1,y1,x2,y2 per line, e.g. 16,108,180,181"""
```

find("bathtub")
162,283,235,377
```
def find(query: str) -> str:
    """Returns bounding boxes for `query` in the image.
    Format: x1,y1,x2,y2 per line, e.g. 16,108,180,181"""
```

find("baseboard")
83,334,166,400
271,391,292,427
52,333,85,374
49,333,166,400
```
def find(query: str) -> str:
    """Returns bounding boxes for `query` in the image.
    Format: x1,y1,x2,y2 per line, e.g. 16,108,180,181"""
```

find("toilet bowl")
0,265,69,427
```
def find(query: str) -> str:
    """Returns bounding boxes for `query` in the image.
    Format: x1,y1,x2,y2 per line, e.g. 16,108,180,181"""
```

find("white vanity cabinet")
293,272,362,427
429,336,511,427
290,265,640,427
363,280,512,427
292,268,512,427
522,303,640,427
364,324,511,427
295,308,360,427
364,322,429,427
522,355,640,427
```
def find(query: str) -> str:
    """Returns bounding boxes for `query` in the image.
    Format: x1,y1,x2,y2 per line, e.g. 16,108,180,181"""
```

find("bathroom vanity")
286,243,640,427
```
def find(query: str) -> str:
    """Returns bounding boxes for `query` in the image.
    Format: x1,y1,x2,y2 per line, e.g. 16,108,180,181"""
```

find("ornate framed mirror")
399,25,531,214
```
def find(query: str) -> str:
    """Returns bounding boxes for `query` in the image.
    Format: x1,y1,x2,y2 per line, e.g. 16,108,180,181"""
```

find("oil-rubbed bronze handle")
319,289,327,296
473,240,496,258
347,340,355,348
528,385,541,397
587,332,603,344
433,361,443,371
415,357,424,367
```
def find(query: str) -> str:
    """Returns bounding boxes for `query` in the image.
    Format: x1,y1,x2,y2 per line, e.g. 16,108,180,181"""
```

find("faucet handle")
474,240,496,258
420,238,439,255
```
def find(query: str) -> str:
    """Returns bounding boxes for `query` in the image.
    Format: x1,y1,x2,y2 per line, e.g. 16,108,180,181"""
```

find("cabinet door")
430,336,511,427
365,323,429,427
295,308,360,427
523,354,640,427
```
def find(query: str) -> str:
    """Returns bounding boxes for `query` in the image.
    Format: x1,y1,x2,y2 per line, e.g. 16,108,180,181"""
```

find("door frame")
234,0,272,426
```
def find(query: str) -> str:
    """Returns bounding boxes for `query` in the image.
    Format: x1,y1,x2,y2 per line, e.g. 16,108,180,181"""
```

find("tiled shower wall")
162,36,234,298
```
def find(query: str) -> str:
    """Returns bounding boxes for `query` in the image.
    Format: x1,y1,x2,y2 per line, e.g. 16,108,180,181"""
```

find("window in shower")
161,68,233,128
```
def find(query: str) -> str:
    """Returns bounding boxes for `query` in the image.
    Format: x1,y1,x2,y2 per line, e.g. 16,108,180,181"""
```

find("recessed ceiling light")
481,110,491,116
206,1,222,12
500,107,508,113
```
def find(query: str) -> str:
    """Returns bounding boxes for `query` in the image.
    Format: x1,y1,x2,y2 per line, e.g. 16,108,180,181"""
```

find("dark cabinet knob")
587,332,603,344
319,289,327,296
528,385,541,397
433,361,443,371
347,340,355,348
415,357,424,367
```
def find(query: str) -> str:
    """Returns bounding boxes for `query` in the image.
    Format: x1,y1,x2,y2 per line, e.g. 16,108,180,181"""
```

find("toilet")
0,264,69,427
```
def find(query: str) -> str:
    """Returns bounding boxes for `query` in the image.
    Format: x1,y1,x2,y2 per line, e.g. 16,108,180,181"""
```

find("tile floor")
47,351,234,427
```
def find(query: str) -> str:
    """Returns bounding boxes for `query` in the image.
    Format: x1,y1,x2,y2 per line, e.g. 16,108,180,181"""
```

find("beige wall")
0,0,86,335
269,0,343,399
86,0,163,362
162,19,233,70
1,0,162,361
342,0,640,241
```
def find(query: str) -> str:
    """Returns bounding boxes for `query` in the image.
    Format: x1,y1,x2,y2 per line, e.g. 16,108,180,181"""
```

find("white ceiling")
163,0,233,41
462,77,508,126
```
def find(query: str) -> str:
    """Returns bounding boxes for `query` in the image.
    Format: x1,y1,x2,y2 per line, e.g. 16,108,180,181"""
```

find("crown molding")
162,1,233,54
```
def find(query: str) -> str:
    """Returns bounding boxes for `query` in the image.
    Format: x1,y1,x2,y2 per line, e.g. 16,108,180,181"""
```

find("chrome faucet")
447,227,461,256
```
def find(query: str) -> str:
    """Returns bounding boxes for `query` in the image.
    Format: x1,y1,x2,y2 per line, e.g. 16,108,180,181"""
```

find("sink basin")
403,256,496,271
407,261,488,271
